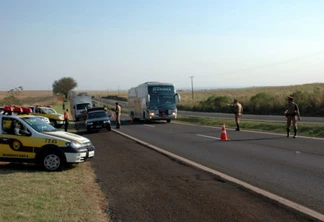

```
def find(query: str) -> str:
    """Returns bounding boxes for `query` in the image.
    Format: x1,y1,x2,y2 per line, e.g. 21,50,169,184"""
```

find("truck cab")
0,106,95,171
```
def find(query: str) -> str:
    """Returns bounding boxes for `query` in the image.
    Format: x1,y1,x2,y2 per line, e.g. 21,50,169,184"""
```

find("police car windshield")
21,117,57,132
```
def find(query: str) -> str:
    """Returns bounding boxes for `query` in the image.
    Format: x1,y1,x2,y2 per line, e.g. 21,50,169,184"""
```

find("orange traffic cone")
220,123,229,141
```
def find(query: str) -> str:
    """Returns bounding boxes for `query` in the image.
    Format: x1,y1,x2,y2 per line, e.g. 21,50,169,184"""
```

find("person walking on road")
284,96,301,138
64,109,70,132
228,99,243,131
115,102,121,129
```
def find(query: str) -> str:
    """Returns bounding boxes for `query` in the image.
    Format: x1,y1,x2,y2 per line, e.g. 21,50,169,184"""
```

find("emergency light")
2,106,32,115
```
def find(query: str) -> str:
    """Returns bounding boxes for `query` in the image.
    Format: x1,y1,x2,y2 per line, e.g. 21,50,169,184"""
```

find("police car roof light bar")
2,106,32,115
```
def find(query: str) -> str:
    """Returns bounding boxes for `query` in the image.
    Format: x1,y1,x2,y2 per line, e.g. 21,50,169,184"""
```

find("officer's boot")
236,123,240,131
286,128,290,137
293,128,298,138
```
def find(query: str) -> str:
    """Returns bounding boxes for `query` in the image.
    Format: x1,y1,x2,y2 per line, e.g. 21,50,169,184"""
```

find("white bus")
128,82,180,123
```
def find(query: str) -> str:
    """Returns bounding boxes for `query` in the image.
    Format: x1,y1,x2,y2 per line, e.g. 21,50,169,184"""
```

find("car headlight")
103,120,110,123
150,112,155,116
66,141,82,148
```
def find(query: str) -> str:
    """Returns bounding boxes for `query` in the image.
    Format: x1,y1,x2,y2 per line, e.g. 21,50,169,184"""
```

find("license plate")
57,121,64,124
95,125,102,128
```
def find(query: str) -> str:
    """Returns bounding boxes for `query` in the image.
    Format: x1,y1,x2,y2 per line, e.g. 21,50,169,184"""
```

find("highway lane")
178,110,324,124
93,97,324,124
115,119,324,216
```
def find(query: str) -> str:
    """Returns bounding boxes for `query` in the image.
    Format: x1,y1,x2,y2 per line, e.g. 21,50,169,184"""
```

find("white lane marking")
197,134,220,140
113,129,324,221
173,121,324,141
143,124,155,128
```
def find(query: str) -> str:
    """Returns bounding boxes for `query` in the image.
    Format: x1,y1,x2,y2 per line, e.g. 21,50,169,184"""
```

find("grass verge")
177,116,324,138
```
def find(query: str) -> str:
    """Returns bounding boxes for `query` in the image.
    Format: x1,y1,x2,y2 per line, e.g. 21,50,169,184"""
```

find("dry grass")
0,90,52,100
0,162,109,222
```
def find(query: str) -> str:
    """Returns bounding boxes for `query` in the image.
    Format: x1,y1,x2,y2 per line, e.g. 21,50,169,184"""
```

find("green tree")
0,86,23,106
52,77,77,99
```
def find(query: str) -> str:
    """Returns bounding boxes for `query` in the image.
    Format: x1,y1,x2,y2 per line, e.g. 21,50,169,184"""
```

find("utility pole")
190,76,194,99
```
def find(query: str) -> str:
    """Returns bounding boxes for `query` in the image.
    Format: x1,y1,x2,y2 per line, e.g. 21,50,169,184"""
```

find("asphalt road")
76,119,322,222
115,119,324,216
178,110,324,124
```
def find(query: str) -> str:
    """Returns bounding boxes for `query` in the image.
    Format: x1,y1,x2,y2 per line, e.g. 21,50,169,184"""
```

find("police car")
0,106,95,171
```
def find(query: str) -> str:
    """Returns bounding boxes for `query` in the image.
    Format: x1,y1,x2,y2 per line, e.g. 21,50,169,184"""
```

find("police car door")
0,117,35,160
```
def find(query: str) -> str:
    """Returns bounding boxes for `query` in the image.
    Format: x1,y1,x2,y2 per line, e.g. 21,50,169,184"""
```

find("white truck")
128,82,180,123
71,95,92,121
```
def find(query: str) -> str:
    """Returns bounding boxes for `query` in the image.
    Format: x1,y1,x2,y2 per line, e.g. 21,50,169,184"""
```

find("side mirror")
175,93,181,103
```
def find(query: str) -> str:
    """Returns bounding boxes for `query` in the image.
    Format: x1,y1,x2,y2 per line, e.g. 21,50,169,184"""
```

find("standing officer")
64,109,70,132
115,102,121,129
228,99,243,131
284,96,301,138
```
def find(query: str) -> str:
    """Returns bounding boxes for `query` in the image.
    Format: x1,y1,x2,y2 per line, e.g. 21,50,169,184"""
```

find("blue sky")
1,0,324,91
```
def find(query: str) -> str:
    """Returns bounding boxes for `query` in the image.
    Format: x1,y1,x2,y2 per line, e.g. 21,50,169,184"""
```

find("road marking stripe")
197,134,220,140
113,129,324,221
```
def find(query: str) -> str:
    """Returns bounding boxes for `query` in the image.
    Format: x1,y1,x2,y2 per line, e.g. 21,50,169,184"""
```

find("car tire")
107,125,111,131
42,151,64,171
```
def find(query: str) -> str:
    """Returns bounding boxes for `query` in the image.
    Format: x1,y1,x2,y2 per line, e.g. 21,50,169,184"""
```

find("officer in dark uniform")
284,96,301,138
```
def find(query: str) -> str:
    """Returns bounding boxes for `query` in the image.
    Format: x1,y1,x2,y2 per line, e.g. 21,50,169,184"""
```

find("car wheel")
42,151,64,171
167,119,171,123
107,125,111,131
